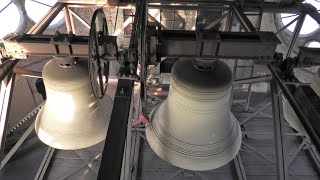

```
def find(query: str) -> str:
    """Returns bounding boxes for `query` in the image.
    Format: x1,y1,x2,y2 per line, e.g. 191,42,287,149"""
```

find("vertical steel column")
120,92,134,180
140,0,147,108
225,9,233,31
271,79,288,180
0,73,16,161
64,6,75,34
285,13,306,58
97,79,135,180
268,65,320,151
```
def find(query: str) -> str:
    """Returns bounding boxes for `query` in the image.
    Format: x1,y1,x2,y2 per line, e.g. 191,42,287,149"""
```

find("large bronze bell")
35,56,112,150
146,58,242,171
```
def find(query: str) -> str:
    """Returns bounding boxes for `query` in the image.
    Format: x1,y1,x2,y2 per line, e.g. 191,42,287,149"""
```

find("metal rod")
69,9,91,29
270,79,289,180
0,121,35,169
245,61,255,110
275,16,299,35
0,73,16,161
34,147,55,180
306,140,320,174
140,0,148,109
167,169,183,180
242,141,274,164
64,6,75,34
75,150,99,173
240,102,271,125
234,75,272,85
60,153,102,180
288,138,308,166
233,154,248,180
0,2,12,14
285,13,306,58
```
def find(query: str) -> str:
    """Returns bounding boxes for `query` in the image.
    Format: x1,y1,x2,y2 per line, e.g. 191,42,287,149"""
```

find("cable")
0,2,12,14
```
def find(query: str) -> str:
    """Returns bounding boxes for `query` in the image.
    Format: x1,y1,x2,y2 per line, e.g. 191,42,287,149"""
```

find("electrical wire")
0,1,12,14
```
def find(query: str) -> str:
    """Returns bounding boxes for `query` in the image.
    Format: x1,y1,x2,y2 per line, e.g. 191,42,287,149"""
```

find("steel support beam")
2,34,117,59
27,3,65,35
97,79,135,180
306,140,320,174
69,9,91,29
140,0,147,107
233,154,248,180
285,13,306,58
0,60,19,81
275,16,299,35
239,102,271,125
268,65,320,151
120,91,134,180
231,6,256,32
34,147,55,180
0,73,16,161
64,6,76,34
14,67,42,78
0,121,35,169
157,31,280,60
59,153,102,179
271,79,289,180
203,11,230,30
233,75,272,85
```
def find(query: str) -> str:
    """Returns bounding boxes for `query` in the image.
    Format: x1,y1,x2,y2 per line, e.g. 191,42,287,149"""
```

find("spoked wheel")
88,8,109,99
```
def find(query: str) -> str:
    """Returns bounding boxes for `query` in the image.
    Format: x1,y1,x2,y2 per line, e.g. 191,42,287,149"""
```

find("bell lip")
34,95,113,150
145,105,242,171
35,107,106,150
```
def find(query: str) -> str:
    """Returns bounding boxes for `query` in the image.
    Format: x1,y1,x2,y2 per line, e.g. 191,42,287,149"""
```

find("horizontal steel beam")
157,30,280,60
1,34,117,59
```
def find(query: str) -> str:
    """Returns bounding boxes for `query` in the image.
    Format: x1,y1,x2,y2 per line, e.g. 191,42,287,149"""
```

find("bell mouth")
146,101,242,171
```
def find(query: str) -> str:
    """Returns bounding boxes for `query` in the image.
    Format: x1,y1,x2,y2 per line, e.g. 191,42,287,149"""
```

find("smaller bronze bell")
35,56,113,150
